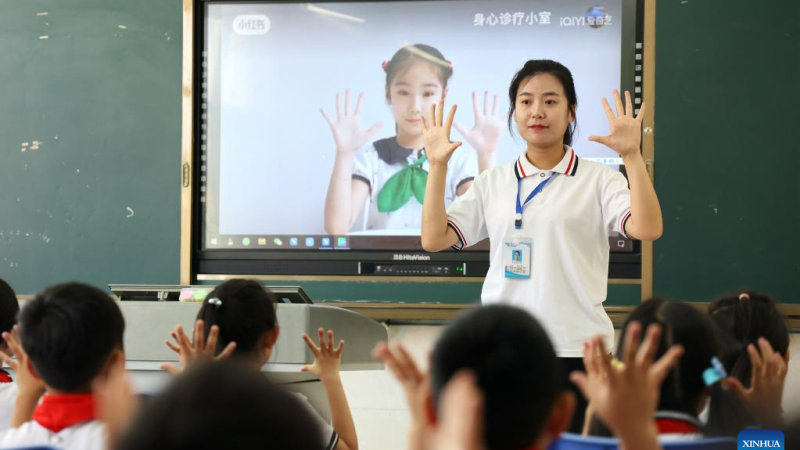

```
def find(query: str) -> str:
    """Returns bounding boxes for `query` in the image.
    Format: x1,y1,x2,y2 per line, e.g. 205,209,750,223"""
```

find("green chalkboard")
0,0,182,293
653,0,800,303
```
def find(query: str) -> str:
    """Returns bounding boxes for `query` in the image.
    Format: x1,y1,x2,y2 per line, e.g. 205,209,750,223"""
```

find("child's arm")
722,338,787,429
301,328,358,450
570,322,683,450
452,91,502,173
589,91,662,241
321,90,383,235
421,100,463,252
0,327,45,427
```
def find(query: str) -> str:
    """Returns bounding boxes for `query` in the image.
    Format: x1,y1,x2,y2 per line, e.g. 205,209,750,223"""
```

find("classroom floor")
340,325,800,450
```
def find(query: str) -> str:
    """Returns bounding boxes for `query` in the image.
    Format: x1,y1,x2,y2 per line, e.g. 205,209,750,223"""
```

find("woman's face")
514,73,574,149
387,61,446,141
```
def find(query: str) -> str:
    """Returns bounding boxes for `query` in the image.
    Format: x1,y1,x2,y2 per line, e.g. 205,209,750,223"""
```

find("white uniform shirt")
352,137,478,233
293,392,339,450
0,420,106,450
446,146,632,357
0,381,17,433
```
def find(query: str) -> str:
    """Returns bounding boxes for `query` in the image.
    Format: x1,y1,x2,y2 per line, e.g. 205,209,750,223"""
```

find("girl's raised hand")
588,90,645,158
423,98,462,166
453,91,502,155
321,89,384,155
160,320,237,376
301,328,345,383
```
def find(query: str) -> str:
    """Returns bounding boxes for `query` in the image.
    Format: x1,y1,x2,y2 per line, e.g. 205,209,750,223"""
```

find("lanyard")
515,174,555,230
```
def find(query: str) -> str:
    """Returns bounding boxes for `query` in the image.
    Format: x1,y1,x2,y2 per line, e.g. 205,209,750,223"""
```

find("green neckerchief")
377,154,428,213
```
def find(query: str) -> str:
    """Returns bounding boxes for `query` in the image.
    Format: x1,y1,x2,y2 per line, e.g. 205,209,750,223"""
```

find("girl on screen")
322,44,502,235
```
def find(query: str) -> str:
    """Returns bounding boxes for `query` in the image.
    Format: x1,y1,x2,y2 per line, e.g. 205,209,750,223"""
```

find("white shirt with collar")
0,420,106,450
352,136,478,233
446,146,631,357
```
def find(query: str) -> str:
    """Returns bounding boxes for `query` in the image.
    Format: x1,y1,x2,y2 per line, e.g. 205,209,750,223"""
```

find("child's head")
430,305,574,450
708,292,790,382
197,279,279,367
384,44,453,140
620,298,721,414
115,362,324,450
19,282,125,392
507,60,578,148
0,278,20,354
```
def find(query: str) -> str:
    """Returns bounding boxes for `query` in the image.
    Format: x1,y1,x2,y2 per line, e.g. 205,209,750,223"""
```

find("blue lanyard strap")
515,174,555,230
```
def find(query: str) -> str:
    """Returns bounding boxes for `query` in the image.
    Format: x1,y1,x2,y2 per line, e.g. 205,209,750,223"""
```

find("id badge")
503,236,532,279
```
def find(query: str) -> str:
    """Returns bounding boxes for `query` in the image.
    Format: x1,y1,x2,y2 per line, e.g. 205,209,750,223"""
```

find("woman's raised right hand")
321,89,383,155
423,98,462,167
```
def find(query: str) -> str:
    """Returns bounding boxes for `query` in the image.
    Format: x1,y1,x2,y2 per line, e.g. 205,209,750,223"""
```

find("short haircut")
0,278,20,335
115,362,324,450
197,279,278,358
431,305,561,450
19,282,125,392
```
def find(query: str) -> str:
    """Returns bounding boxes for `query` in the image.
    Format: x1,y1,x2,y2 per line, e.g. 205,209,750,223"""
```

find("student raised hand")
434,370,486,450
373,342,431,450
161,319,237,375
301,327,345,382
722,337,788,429
588,90,646,158
453,91,502,161
93,356,139,450
422,98,463,167
0,326,46,427
570,322,683,450
321,89,384,155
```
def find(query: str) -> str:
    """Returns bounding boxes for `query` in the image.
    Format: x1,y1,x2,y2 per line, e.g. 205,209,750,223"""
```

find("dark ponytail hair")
384,44,453,92
704,292,789,434
588,298,727,436
197,279,278,359
507,60,578,146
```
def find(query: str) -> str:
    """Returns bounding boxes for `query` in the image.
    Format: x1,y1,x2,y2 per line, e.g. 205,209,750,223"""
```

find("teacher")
420,60,663,432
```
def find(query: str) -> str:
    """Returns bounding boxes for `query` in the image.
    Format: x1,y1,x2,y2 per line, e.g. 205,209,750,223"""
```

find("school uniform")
446,145,631,432
0,393,105,450
293,392,339,450
0,370,17,433
352,137,477,232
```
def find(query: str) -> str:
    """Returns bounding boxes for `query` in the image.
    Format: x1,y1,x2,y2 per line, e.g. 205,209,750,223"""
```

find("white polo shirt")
0,420,106,450
352,136,477,233
446,146,631,357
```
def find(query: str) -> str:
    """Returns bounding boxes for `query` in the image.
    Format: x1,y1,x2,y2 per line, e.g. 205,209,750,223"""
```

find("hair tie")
702,356,727,386
738,293,750,300
207,297,222,308
381,60,389,72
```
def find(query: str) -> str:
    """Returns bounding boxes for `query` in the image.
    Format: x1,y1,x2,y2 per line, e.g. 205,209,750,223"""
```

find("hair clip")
207,297,223,308
611,357,625,371
381,60,389,72
702,356,727,386
739,293,750,300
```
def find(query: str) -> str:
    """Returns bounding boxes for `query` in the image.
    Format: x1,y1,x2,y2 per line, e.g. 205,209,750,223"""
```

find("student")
0,279,20,432
585,298,736,439
420,59,664,431
322,44,501,234
0,282,125,450
707,292,790,432
113,362,324,450
374,305,682,450
163,278,357,450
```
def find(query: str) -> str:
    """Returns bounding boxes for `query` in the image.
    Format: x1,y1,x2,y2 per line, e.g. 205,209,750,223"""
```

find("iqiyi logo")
233,15,271,35
738,430,784,448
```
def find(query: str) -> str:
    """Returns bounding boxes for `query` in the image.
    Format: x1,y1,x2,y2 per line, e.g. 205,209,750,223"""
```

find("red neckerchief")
654,411,703,435
32,393,98,433
0,369,12,383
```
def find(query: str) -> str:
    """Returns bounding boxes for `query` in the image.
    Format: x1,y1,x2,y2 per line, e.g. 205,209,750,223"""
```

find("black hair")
197,279,278,359
431,305,561,450
115,362,324,450
507,60,578,146
19,282,125,392
705,291,789,433
384,44,453,91
588,298,726,437
0,278,20,336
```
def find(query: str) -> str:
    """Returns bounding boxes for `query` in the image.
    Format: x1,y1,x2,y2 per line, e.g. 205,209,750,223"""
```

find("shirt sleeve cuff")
619,210,632,239
447,219,467,251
